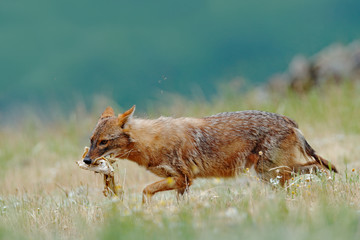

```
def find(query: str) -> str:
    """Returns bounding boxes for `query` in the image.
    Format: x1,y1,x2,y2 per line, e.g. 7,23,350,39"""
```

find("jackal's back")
205,110,297,130
200,110,298,152
172,110,300,178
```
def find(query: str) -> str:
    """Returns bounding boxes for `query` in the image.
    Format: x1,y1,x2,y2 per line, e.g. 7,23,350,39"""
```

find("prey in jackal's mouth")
77,146,122,197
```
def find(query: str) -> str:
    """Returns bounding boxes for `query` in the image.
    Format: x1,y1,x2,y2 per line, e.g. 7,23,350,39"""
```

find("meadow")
0,82,360,239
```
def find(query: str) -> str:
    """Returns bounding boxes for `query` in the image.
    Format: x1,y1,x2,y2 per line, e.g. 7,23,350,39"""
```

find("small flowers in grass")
270,177,279,186
347,167,359,183
287,174,319,198
270,175,282,186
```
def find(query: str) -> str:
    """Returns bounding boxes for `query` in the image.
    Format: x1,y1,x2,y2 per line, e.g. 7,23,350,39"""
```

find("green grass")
0,82,360,239
99,178,360,240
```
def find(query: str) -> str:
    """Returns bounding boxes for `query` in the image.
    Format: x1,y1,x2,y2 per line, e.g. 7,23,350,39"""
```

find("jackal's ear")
118,105,136,128
100,106,115,119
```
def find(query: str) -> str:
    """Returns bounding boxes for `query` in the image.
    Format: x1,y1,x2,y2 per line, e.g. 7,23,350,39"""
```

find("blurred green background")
1,0,359,111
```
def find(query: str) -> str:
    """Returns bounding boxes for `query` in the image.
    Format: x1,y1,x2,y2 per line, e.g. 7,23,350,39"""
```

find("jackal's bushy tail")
303,140,338,173
295,129,338,173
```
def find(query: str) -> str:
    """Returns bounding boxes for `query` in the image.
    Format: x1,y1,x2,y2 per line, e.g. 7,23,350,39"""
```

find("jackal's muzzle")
83,157,92,165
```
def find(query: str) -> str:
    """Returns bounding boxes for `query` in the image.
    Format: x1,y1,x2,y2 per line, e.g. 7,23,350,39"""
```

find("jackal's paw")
142,193,153,204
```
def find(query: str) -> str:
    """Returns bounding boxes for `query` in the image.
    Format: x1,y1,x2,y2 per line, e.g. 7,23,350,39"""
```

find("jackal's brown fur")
83,106,337,202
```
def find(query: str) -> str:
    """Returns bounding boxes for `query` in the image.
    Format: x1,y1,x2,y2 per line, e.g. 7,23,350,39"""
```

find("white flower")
270,177,280,185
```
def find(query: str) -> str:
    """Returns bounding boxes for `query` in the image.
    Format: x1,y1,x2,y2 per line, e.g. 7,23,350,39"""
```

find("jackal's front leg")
142,177,192,203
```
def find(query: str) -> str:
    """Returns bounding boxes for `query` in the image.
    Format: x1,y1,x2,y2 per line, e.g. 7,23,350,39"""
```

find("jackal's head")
83,106,135,165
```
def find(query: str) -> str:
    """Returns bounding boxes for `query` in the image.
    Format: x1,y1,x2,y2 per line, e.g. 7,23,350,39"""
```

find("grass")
0,82,360,239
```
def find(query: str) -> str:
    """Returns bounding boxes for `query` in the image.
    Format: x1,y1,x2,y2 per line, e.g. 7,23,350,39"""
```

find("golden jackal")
83,106,337,201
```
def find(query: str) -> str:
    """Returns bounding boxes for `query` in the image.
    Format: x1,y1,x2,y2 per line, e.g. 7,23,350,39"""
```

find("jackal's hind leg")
255,159,294,186
142,177,192,203
293,161,324,174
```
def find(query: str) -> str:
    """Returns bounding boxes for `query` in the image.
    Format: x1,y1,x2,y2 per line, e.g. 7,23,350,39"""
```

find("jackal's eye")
99,140,109,146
